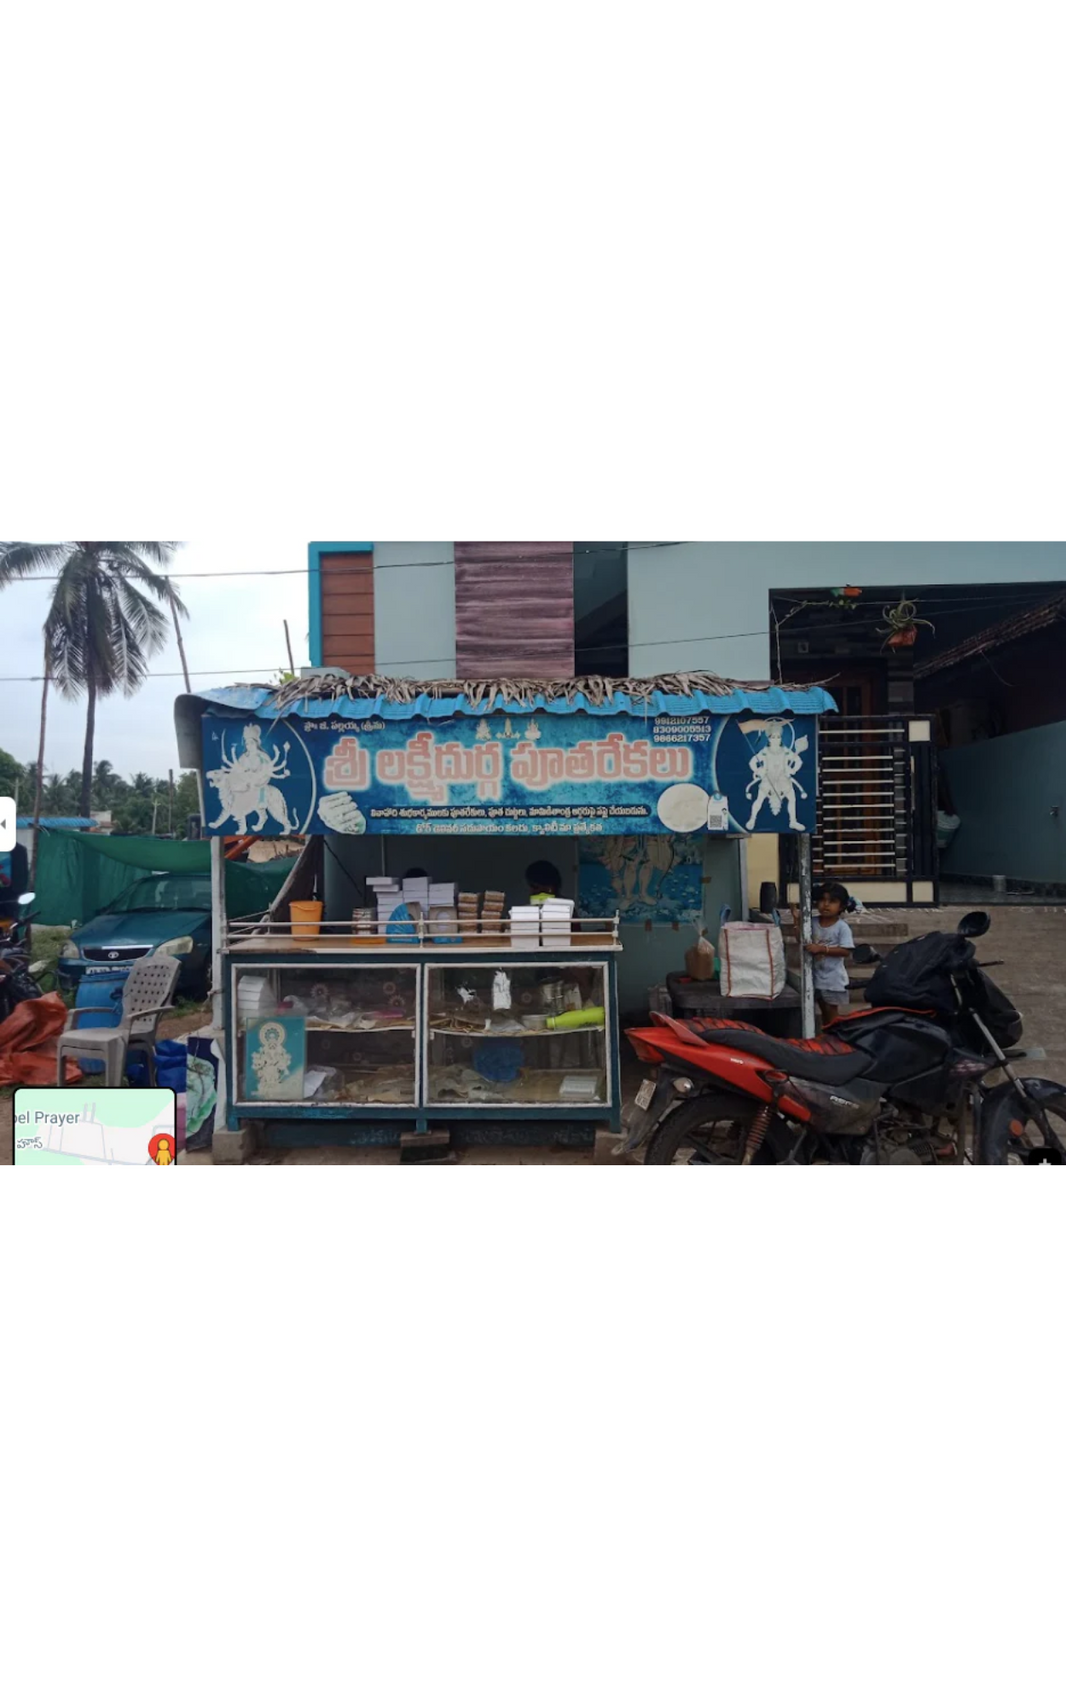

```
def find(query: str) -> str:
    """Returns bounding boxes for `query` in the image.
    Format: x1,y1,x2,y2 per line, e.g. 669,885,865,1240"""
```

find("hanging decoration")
877,598,935,651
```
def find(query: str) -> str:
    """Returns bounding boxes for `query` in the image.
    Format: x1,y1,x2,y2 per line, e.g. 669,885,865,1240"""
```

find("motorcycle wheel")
643,1094,779,1165
981,1082,1066,1164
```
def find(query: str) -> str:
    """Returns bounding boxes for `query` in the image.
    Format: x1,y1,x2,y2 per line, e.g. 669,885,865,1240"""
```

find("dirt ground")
6,906,1066,1166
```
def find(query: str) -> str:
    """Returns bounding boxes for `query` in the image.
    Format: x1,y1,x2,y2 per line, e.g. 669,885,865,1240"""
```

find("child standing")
805,880,854,1028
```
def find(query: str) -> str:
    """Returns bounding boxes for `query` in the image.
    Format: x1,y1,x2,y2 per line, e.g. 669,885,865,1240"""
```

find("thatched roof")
268,669,820,714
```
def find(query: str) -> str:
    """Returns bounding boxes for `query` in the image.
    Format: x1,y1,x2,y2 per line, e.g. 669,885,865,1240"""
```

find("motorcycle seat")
681,1019,874,1086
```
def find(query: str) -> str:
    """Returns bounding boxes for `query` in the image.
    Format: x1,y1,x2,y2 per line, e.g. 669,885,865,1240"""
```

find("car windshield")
112,876,212,913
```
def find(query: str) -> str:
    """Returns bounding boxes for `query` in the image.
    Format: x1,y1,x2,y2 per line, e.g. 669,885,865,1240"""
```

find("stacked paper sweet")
509,904,541,944
367,877,401,926
458,892,479,936
352,908,375,936
481,889,506,939
237,975,275,1023
402,875,430,911
541,898,574,946
429,882,456,908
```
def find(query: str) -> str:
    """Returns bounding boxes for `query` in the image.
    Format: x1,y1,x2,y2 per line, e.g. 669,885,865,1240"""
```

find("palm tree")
43,774,71,814
0,543,187,817
92,758,119,810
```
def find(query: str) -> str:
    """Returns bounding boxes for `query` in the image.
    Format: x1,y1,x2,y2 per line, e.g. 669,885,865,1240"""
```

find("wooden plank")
323,617,375,639
321,552,373,575
321,592,375,617
326,647,375,670
454,542,574,677
321,554,375,670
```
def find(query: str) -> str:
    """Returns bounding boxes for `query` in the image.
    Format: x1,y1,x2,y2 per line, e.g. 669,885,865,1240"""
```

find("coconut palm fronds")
258,670,820,714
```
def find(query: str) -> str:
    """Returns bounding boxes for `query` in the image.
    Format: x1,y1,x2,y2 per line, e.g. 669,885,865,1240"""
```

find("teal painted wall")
627,543,1066,679
941,722,1066,883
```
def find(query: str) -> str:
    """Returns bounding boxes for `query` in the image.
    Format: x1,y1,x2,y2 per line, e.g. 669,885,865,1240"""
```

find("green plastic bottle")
546,1006,605,1031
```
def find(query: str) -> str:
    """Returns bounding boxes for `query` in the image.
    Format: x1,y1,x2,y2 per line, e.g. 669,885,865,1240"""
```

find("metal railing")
224,915,623,951
783,717,937,899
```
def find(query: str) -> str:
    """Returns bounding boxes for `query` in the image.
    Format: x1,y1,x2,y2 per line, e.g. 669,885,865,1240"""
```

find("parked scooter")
0,893,45,1022
622,911,1066,1164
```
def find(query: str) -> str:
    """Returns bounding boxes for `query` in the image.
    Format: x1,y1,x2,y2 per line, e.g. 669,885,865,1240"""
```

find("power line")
0,588,1055,681
770,587,1066,613
0,667,283,682
0,542,688,583
0,627,773,682
378,628,773,670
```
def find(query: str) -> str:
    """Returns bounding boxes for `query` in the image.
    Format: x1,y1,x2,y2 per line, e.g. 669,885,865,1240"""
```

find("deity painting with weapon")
739,719,809,832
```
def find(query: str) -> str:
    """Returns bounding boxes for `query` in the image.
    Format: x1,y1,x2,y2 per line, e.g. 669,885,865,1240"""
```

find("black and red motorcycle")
621,911,1066,1165
0,892,45,1022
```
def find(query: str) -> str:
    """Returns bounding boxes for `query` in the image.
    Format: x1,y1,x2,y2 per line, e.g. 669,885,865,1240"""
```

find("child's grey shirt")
813,918,853,993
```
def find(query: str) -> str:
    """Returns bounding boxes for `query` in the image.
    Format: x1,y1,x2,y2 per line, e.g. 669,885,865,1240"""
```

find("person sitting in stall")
525,860,562,902
400,867,429,923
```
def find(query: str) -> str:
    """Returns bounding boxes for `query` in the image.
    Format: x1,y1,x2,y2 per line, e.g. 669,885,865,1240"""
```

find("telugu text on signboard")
201,710,818,838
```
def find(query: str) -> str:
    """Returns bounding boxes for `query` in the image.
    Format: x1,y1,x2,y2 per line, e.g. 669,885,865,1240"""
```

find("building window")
574,543,628,676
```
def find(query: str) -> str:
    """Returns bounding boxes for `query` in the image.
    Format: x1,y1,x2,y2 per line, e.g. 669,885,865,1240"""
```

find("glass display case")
425,961,609,1109
224,942,620,1126
232,963,420,1108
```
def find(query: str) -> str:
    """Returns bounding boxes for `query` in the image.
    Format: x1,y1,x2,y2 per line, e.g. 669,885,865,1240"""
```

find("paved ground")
902,905,1066,1087
6,906,1066,1166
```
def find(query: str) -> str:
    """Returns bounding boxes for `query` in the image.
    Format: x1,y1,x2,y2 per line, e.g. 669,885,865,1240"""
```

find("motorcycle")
0,893,46,1022
621,911,1066,1165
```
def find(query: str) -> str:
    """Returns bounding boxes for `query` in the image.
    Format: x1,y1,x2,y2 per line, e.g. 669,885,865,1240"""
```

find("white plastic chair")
56,953,182,1087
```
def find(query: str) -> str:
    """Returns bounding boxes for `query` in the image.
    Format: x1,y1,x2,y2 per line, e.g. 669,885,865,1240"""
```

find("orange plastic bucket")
290,900,323,937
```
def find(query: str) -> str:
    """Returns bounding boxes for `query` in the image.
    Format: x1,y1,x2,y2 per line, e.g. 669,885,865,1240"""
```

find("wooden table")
666,973,803,1039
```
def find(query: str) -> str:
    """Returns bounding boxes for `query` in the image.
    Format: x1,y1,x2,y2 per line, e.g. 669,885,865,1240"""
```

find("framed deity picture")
243,1014,307,1101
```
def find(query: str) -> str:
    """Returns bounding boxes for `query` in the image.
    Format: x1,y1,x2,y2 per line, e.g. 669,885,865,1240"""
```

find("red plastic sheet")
0,993,83,1087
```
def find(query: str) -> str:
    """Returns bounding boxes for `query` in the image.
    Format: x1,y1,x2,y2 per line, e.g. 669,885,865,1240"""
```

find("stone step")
756,909,909,942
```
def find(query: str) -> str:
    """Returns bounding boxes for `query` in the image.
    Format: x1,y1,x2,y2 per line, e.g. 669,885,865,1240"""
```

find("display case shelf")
223,943,621,1128
424,960,612,1112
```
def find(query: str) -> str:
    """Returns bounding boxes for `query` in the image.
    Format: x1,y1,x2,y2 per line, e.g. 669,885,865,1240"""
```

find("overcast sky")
0,539,313,783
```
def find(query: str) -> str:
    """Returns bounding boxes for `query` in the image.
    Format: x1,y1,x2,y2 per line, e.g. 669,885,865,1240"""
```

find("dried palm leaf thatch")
262,670,818,714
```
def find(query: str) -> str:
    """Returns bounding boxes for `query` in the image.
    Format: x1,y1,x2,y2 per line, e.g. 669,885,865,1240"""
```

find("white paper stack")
510,905,541,944
237,975,274,1021
540,898,574,946
559,1072,600,1101
429,882,456,908
367,877,401,924
402,875,430,909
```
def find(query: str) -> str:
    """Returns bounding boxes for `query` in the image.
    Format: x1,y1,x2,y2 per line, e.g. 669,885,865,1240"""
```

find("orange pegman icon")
148,1132,175,1166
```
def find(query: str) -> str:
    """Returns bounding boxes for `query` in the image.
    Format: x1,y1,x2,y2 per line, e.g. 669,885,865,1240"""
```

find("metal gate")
782,716,938,903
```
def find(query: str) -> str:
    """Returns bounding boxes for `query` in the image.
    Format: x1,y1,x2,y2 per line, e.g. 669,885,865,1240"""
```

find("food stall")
175,673,833,1150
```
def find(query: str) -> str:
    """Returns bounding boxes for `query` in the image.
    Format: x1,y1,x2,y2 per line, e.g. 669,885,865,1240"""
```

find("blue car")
58,872,212,1000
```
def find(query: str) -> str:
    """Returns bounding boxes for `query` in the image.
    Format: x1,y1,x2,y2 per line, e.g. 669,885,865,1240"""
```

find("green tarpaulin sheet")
34,830,294,927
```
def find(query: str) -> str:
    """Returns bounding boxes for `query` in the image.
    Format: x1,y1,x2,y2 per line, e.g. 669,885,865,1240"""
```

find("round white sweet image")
657,783,711,834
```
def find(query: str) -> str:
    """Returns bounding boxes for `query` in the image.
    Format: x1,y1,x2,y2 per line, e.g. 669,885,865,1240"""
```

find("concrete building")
307,543,1066,935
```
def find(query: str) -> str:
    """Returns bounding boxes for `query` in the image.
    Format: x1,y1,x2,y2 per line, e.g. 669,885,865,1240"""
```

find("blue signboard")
201,709,818,838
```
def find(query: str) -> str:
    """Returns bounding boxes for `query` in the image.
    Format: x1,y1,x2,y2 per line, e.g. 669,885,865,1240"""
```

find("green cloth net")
34,829,294,927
